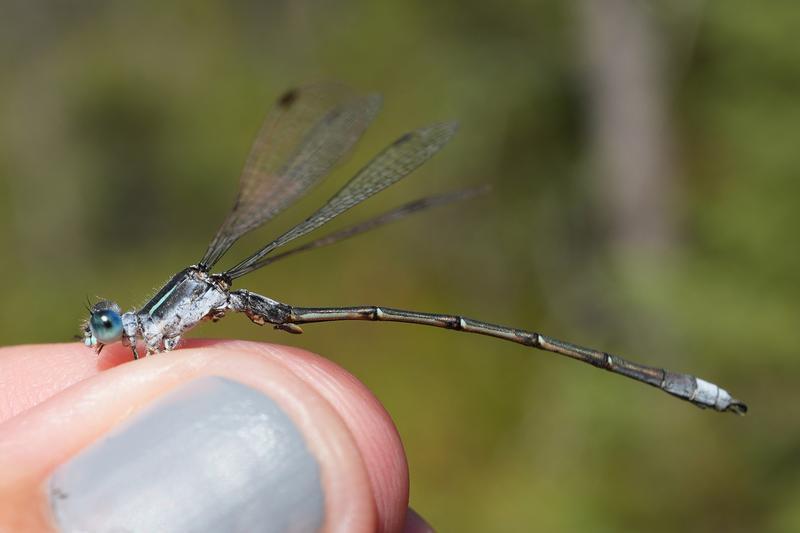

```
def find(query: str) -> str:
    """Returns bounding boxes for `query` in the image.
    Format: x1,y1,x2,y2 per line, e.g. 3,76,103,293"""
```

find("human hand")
0,340,433,532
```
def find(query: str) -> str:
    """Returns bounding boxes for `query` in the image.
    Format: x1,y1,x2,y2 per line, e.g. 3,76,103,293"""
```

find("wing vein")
223,121,459,279
199,83,381,269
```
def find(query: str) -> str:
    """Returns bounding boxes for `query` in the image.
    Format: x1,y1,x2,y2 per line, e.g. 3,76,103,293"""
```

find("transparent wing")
257,185,489,268
199,83,382,269
223,121,459,279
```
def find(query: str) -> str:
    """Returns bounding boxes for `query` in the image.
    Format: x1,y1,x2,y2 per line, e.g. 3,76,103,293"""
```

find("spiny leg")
285,305,747,414
128,340,140,360
144,335,162,356
121,313,140,360
164,336,181,351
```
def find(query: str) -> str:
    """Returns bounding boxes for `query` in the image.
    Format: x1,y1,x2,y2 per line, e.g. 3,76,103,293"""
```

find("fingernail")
48,376,324,532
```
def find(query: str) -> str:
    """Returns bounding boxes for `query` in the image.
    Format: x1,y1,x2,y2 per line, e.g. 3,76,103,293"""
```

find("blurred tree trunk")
577,0,678,254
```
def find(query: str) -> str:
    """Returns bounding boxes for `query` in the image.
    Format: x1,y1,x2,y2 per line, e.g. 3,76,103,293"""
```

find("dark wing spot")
393,132,413,146
278,88,300,108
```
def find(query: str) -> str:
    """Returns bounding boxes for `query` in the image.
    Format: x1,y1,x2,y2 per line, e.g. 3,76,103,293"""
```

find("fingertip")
0,340,410,533
0,343,117,423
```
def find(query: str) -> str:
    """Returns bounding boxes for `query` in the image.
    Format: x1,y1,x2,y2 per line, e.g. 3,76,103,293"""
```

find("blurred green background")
0,1,797,531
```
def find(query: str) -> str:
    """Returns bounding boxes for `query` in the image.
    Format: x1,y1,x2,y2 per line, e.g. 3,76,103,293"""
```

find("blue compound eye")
89,309,123,344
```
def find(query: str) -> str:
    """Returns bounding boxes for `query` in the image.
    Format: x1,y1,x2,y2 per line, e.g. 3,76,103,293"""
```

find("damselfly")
81,83,746,414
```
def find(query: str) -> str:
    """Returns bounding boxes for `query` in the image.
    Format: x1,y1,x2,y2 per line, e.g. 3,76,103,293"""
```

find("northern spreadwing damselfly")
81,83,746,414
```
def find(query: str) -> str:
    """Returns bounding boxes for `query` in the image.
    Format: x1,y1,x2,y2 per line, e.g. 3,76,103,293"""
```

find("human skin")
0,340,433,533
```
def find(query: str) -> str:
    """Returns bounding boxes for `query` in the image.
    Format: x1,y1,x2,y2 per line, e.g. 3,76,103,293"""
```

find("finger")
0,341,409,532
0,339,410,531
0,343,129,423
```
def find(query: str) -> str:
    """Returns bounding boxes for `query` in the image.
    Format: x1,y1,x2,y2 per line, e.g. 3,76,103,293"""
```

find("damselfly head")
83,300,123,350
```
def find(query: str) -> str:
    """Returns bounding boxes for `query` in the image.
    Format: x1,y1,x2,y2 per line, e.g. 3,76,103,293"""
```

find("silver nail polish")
49,376,324,533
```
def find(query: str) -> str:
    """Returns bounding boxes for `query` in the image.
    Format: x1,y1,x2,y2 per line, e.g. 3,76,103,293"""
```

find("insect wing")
200,83,382,268
224,121,459,278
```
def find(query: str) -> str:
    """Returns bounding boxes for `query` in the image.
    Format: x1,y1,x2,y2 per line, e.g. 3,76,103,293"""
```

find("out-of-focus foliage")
0,1,796,531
